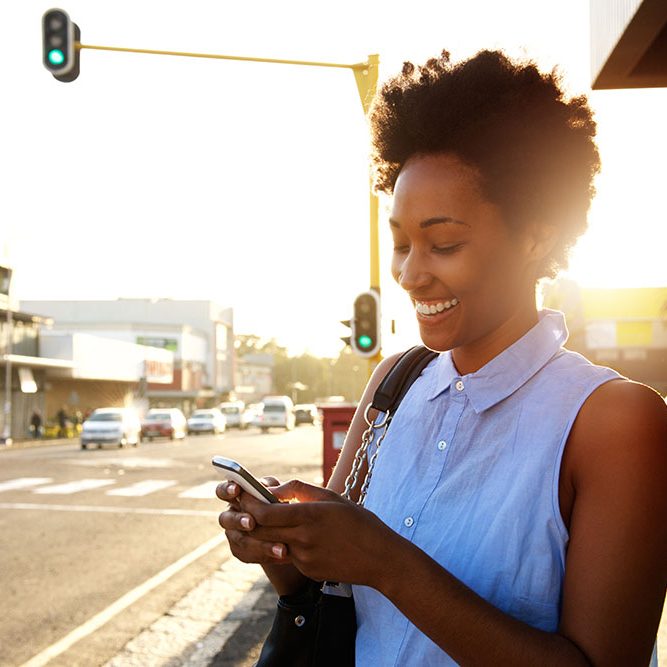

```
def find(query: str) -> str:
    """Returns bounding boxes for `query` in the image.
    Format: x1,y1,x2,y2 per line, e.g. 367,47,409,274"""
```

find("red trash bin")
319,404,357,487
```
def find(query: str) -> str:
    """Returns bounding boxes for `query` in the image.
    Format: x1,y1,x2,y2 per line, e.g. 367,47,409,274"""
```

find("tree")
235,335,368,403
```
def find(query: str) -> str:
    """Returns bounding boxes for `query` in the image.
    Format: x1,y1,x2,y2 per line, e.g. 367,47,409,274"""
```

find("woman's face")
390,153,540,359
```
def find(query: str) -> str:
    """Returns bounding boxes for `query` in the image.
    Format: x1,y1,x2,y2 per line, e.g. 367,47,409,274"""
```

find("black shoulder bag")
256,345,438,667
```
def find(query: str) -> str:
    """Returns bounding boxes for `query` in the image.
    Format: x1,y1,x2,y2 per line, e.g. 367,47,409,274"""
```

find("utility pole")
1,266,13,445
2,310,11,444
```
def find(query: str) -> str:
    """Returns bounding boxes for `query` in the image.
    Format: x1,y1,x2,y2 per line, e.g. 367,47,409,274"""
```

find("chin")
417,327,456,353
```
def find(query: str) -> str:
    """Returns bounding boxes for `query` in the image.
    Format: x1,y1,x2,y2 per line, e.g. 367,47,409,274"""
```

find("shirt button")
438,440,447,451
404,516,414,527
455,380,465,391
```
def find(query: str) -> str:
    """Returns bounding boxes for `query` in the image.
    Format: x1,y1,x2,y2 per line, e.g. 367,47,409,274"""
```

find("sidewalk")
0,435,75,451
103,555,277,667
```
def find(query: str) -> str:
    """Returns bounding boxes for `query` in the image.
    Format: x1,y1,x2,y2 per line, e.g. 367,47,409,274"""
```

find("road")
0,425,323,667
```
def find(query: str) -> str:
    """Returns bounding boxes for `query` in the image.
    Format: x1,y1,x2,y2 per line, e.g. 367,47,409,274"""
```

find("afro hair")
369,49,601,279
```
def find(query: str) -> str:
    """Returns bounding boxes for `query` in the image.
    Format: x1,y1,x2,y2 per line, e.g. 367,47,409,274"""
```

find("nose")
393,250,431,292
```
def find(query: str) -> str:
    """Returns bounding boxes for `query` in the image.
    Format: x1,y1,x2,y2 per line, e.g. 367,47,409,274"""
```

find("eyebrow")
389,216,470,229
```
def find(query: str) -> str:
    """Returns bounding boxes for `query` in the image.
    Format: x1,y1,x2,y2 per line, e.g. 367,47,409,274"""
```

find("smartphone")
212,456,280,504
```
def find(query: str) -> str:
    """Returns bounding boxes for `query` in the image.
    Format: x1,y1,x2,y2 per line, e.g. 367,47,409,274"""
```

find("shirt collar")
427,309,569,413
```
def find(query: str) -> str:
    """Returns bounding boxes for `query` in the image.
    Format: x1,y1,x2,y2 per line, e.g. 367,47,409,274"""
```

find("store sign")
144,359,173,384
137,336,178,352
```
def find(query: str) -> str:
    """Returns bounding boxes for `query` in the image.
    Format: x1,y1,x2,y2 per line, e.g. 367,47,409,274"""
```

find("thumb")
272,479,342,503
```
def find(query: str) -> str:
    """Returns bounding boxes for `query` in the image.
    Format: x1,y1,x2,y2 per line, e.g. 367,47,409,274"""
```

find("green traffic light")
357,334,373,349
48,49,65,66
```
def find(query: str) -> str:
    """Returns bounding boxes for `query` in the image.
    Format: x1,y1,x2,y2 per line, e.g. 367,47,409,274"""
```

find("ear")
522,223,558,263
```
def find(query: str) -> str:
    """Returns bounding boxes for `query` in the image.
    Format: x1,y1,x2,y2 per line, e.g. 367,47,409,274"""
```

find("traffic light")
351,291,381,358
42,9,81,82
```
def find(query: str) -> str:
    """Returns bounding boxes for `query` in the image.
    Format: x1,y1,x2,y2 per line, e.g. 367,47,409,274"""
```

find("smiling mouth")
414,298,459,316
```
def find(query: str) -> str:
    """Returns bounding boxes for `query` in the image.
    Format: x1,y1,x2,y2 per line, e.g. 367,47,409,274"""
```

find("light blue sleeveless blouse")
353,309,629,666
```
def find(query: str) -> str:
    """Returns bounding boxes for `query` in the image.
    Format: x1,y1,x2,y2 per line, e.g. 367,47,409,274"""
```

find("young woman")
217,50,667,665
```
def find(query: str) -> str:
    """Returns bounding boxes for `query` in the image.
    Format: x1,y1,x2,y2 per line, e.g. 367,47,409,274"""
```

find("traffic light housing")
42,9,81,82
351,291,381,358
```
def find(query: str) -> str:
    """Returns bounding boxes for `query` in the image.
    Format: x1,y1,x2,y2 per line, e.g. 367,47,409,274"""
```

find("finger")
224,528,290,564
272,479,343,504
236,491,278,514
218,509,255,532
216,481,241,501
259,476,281,487
250,496,345,528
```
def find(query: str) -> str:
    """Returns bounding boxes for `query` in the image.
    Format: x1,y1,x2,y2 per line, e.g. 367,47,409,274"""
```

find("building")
544,282,667,394
234,353,274,404
591,0,667,89
2,272,174,441
21,299,235,415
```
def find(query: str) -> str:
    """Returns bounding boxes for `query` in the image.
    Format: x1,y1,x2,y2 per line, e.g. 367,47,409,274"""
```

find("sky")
2,1,666,357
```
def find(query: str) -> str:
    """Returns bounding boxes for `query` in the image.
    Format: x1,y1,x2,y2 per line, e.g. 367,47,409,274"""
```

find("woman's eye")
433,244,462,255
393,244,409,254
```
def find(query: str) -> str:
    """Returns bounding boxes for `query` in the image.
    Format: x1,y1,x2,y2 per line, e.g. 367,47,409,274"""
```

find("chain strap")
342,402,392,506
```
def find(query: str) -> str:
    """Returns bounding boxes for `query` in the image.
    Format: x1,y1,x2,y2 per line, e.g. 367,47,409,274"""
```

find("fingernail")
240,516,251,529
227,482,238,494
271,544,284,558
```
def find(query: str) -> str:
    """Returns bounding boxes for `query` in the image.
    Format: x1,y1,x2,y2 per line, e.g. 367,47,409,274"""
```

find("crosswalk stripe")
33,479,116,494
178,481,219,499
0,478,53,492
106,480,177,497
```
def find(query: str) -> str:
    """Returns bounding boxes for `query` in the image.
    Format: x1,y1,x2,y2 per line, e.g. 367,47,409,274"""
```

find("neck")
451,303,539,376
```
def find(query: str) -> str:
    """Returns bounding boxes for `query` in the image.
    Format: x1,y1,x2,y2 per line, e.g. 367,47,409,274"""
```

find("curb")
0,437,76,452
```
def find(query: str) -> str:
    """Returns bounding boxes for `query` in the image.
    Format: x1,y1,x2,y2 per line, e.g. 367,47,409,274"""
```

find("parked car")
187,408,226,435
294,403,320,426
219,401,253,430
141,408,187,441
244,403,263,428
254,395,296,432
80,408,142,449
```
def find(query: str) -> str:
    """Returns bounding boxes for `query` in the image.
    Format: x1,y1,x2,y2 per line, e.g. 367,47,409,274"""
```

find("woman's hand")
248,479,396,587
216,476,289,565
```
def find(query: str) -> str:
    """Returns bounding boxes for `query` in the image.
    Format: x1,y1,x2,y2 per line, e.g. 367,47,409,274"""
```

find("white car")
219,401,253,430
81,408,142,449
254,396,296,432
187,409,226,435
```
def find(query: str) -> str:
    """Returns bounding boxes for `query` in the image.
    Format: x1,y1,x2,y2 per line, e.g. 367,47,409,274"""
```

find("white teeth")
414,299,459,315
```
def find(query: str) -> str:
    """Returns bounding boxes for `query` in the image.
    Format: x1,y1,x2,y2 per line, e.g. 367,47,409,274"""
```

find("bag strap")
343,345,438,505
371,345,438,414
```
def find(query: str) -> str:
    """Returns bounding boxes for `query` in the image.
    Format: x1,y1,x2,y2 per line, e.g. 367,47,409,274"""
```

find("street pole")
2,307,12,445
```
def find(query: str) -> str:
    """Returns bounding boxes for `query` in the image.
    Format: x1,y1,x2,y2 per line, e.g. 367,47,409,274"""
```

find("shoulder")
567,378,667,492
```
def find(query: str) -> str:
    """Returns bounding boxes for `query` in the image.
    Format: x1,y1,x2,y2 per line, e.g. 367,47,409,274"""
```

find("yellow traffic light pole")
77,41,382,364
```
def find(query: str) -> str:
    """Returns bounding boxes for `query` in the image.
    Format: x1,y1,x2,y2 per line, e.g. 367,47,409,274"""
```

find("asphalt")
0,436,282,666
